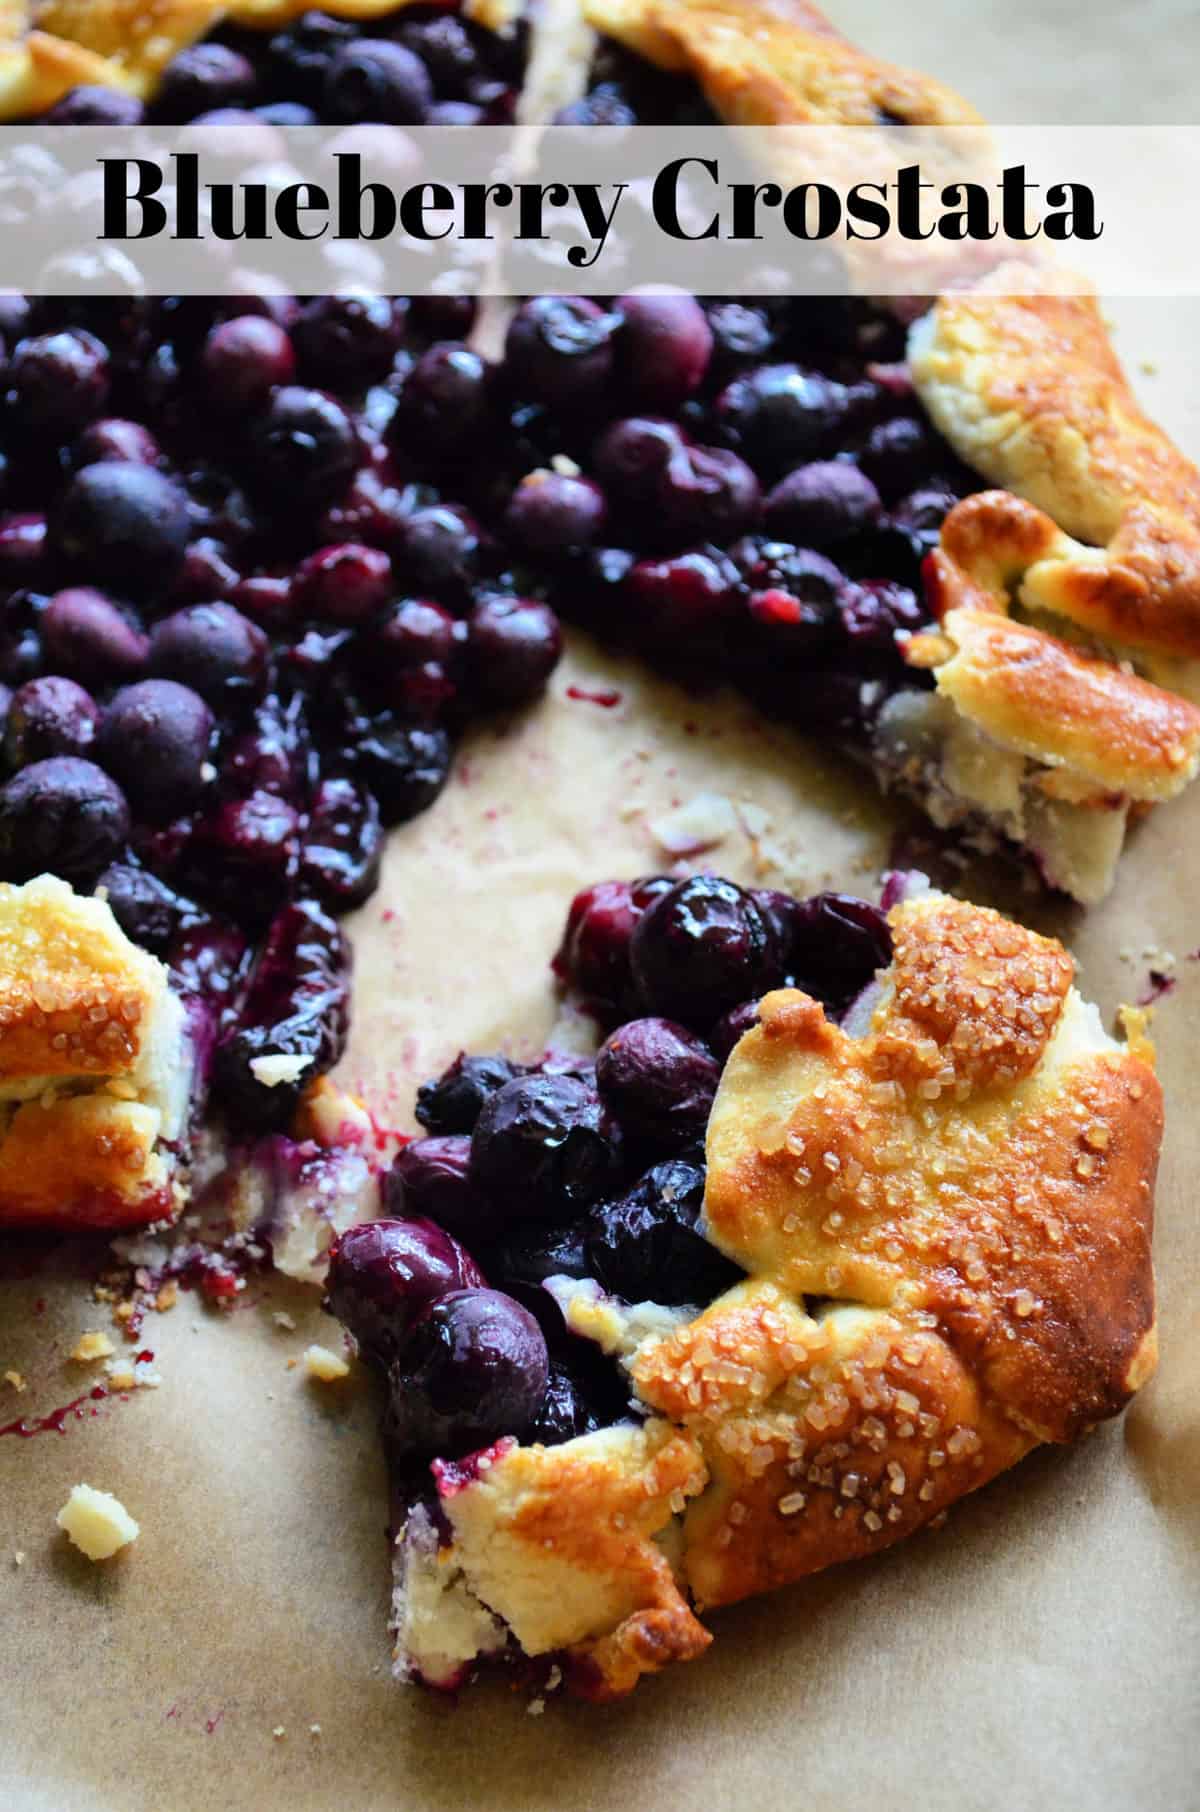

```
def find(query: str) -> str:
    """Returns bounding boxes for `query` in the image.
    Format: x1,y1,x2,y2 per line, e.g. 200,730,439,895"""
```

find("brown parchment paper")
3,190,1200,1812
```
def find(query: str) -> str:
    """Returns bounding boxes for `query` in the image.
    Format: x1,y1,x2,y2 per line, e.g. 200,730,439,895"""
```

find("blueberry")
189,791,301,917
168,919,250,1008
399,503,480,595
465,597,562,707
788,892,892,1017
554,85,637,126
470,1073,624,1221
170,538,243,606
5,675,99,768
384,1135,486,1243
838,579,923,648
857,416,940,500
73,418,161,468
592,415,685,505
294,541,393,625
595,1017,719,1150
397,14,480,94
8,330,110,435
586,1157,742,1306
504,298,619,408
96,860,204,954
367,598,455,677
617,291,712,409
202,315,296,412
154,44,257,122
630,874,786,1028
325,1217,485,1369
385,1288,549,1459
53,463,191,595
655,442,760,546
408,295,478,341
356,719,451,825
0,756,129,884
705,301,776,372
97,679,213,821
392,344,492,462
297,775,383,909
0,514,47,588
268,11,357,103
552,875,672,1016
764,461,881,547
248,386,359,500
623,550,739,643
41,588,149,684
503,472,606,555
148,604,267,709
323,38,433,124
254,101,318,125
293,294,402,387
716,364,867,474
710,999,761,1062
46,86,145,125
526,1361,603,1445
485,1216,590,1305
890,485,961,556
415,1052,526,1136
223,694,311,802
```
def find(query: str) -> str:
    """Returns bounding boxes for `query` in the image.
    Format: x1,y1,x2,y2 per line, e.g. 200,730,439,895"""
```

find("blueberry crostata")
0,0,1177,1706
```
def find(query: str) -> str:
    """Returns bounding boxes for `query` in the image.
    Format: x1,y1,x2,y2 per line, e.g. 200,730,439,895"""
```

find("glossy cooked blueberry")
297,774,383,908
709,999,760,1062
415,1051,526,1136
355,719,451,825
392,344,492,461
46,85,146,125
617,291,713,410
526,1361,603,1445
503,472,606,554
384,1135,485,1243
96,860,204,954
366,598,455,684
97,678,213,821
293,294,403,387
595,1017,719,1150
154,44,257,121
399,503,480,594
704,300,777,371
0,515,47,588
716,364,871,475
788,892,892,1017
323,37,433,124
408,295,478,342
655,441,760,546
764,461,881,546
267,10,357,102
630,874,785,1029
586,1157,742,1307
504,298,619,408
224,693,311,802
465,597,562,707
40,587,149,684
73,418,161,468
189,790,302,916
53,462,191,595
623,549,739,641
8,330,110,434
168,918,250,1008
385,1288,549,1459
213,897,350,1131
294,541,393,624
249,386,359,499
552,875,673,1015
857,416,940,500
839,578,924,648
201,315,296,411
470,1073,624,1221
592,416,685,506
890,485,962,556
0,755,129,884
148,604,268,709
325,1217,485,1369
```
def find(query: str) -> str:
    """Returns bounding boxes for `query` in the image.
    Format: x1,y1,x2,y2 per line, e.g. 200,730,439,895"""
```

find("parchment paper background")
2,4,1198,1806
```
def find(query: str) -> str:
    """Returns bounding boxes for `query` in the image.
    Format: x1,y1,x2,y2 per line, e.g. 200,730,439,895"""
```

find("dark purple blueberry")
554,85,637,127
384,1135,486,1244
716,365,868,474
154,44,257,122
764,461,881,547
839,578,924,648
857,416,940,500
392,344,492,461
73,418,161,468
0,298,30,343
5,675,99,768
267,11,357,103
526,1362,603,1445
367,599,455,681
788,892,892,1017
397,13,480,92
8,330,110,435
53,462,191,595
248,386,359,500
745,582,839,653
297,774,383,909
0,756,129,884
705,301,776,372
356,719,451,825
595,1017,719,1150
325,1217,485,1369
487,1216,590,1301
656,442,760,545
623,550,739,642
592,415,684,505
97,679,213,821
502,472,606,555
232,573,293,629
889,485,961,556
293,294,402,387
213,897,350,1130
630,874,785,1029
294,542,393,624
415,1051,526,1136
148,603,267,709
552,875,672,1016
399,503,480,595
465,597,562,707
0,515,47,587
41,588,149,684
710,1000,760,1062
617,291,712,409
168,919,250,1007
224,694,311,802
46,85,146,125
190,790,301,915
470,1073,624,1221
170,538,242,606
504,298,619,409
254,101,318,124
201,315,296,412
408,295,478,341
386,1288,548,1460
586,1157,741,1307
96,860,203,955
323,37,433,124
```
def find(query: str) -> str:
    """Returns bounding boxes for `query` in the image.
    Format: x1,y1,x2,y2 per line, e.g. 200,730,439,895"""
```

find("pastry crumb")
155,1281,179,1313
56,1484,139,1560
273,1312,297,1332
303,1344,350,1382
250,1053,315,1088
272,1726,286,1741
526,1697,546,1717
13,1550,26,1567
4,1370,27,1392
71,1331,115,1364
309,1724,322,1738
